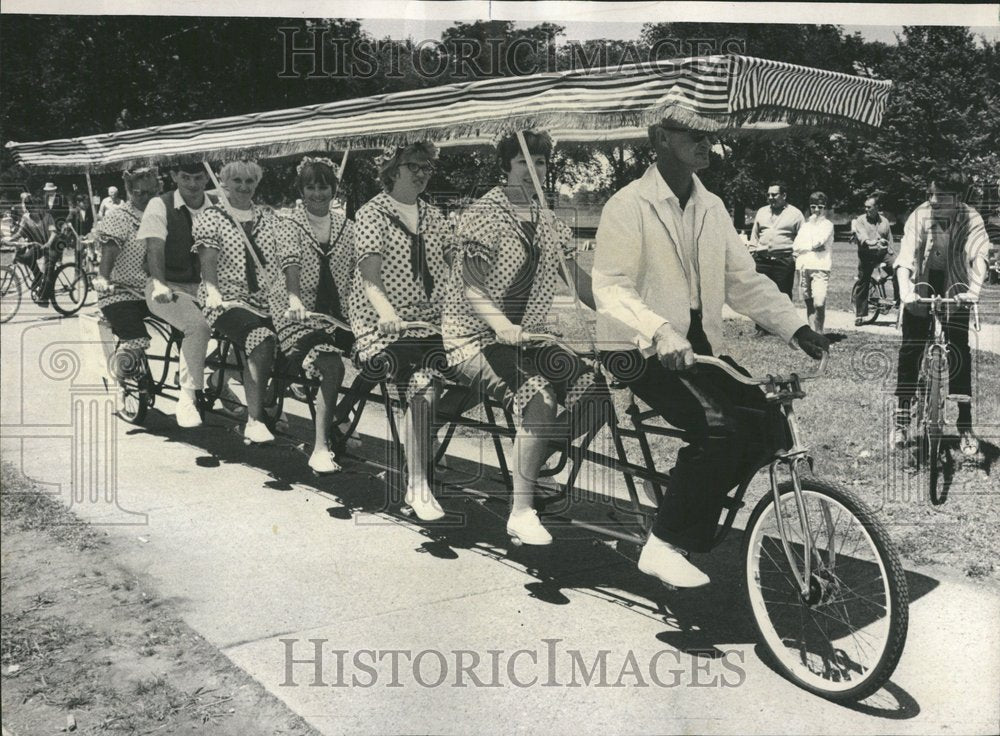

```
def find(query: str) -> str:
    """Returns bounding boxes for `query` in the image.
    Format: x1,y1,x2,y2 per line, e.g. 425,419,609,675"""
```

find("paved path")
1,307,998,735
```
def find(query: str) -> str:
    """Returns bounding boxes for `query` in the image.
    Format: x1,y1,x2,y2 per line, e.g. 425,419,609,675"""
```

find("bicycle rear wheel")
50,263,89,316
0,266,21,323
863,282,882,324
114,356,152,425
744,475,909,701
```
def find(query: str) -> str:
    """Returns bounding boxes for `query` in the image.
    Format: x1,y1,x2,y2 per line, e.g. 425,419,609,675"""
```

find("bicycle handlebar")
911,295,981,331
303,311,351,332
693,352,830,386
520,332,590,356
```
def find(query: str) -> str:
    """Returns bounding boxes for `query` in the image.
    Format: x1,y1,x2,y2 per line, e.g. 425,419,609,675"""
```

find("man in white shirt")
98,186,123,220
138,163,218,428
793,191,835,334
593,116,828,588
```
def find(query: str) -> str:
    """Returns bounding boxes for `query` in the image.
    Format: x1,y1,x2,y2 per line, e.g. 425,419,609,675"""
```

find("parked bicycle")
0,237,89,322
855,261,897,325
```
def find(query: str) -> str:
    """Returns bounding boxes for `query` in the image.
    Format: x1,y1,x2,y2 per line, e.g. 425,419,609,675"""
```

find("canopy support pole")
202,162,266,275
515,131,598,360
84,172,98,223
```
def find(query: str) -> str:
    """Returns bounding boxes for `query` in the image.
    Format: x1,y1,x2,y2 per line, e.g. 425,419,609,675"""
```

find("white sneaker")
175,396,203,428
637,535,710,588
404,487,446,521
308,449,341,475
506,509,553,546
243,418,275,444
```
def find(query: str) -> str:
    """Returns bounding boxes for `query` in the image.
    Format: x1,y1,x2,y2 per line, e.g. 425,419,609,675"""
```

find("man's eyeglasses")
402,162,436,176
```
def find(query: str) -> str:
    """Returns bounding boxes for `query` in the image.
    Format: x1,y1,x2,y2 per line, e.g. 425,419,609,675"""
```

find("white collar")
171,189,209,211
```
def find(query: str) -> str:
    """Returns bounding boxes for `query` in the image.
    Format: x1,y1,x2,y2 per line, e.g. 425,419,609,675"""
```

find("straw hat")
43,182,58,192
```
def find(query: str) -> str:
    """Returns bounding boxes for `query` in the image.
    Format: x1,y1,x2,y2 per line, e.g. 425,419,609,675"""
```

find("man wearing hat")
42,182,62,214
98,186,123,221
593,116,829,588
137,163,220,428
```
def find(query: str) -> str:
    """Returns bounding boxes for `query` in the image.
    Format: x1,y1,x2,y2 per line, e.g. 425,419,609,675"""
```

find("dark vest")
161,191,216,283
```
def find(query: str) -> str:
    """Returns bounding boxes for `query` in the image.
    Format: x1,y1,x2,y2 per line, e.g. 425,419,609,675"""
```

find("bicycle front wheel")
744,475,909,701
0,266,22,323
863,282,882,324
50,263,89,316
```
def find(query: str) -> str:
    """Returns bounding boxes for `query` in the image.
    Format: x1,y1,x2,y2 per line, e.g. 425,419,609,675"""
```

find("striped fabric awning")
6,54,891,172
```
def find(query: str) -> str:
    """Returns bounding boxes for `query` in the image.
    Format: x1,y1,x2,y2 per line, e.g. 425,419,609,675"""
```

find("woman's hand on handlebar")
92,275,111,294
284,294,307,322
378,315,405,336
203,287,225,312
495,324,525,346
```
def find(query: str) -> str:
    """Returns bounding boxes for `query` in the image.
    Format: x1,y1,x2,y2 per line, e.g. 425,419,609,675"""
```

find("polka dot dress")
271,203,355,378
348,192,456,362
93,203,148,309
442,186,594,417
192,204,281,354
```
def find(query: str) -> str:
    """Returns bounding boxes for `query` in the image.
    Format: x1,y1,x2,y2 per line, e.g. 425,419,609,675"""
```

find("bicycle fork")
767,403,816,599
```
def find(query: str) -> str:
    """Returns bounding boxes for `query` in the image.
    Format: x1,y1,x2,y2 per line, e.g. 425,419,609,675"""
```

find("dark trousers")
603,312,782,553
752,250,795,331
852,247,898,317
895,292,973,430
15,243,59,299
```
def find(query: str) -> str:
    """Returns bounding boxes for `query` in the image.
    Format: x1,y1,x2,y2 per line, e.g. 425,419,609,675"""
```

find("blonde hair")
220,160,263,183
123,167,160,194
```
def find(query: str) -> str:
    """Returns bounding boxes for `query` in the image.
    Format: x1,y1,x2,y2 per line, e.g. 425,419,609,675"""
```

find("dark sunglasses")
660,125,717,144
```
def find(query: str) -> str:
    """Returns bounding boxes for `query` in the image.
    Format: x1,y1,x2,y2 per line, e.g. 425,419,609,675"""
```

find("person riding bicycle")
6,194,58,307
348,142,456,521
893,172,991,457
139,162,222,429
91,168,161,378
442,130,604,545
193,160,282,445
593,115,829,588
851,194,899,325
273,157,356,474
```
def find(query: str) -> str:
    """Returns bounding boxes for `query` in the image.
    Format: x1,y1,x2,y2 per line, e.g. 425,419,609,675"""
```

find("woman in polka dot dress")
92,167,161,379
442,131,603,546
193,160,281,444
348,142,456,521
272,157,356,474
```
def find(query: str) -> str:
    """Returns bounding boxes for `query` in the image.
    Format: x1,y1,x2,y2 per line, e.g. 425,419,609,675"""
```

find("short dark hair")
171,161,206,175
926,170,970,200
768,181,787,195
865,193,880,206
296,160,338,193
809,191,827,206
496,131,553,173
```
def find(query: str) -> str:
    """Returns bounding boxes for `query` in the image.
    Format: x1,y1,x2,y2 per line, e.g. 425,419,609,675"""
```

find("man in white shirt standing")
99,186,123,220
593,116,829,588
793,191,834,334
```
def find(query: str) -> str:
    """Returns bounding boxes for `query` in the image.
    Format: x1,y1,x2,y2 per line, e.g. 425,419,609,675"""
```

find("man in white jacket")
593,116,829,588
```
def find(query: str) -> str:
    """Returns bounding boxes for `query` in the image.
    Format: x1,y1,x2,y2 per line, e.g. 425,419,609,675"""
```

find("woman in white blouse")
442,131,600,546
349,143,455,521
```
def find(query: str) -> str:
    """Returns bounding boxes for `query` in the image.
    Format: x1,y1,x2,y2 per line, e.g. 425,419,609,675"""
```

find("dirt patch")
1,464,320,736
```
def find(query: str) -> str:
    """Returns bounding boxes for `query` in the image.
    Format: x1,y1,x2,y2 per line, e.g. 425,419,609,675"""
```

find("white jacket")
593,165,805,355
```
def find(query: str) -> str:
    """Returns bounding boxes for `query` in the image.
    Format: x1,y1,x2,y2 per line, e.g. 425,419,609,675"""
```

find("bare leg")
403,379,441,510
312,353,344,451
244,337,275,422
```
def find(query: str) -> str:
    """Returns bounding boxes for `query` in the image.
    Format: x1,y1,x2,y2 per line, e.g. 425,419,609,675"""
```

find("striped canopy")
6,54,891,172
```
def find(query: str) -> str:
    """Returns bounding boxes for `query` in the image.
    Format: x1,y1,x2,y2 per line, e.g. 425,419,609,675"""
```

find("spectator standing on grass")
793,191,834,334
851,194,899,324
748,180,803,336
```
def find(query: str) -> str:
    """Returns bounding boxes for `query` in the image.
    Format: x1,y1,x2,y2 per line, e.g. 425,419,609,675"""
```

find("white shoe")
175,396,203,428
637,535,710,588
506,509,553,546
243,418,275,444
308,449,341,475
404,487,446,521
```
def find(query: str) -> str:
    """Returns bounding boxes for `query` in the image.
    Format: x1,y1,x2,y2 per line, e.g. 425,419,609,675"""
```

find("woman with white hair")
92,167,161,377
348,142,455,520
193,160,281,444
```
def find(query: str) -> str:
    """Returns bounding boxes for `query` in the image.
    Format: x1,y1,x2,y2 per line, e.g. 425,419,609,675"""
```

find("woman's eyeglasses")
810,204,826,210
402,162,436,175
